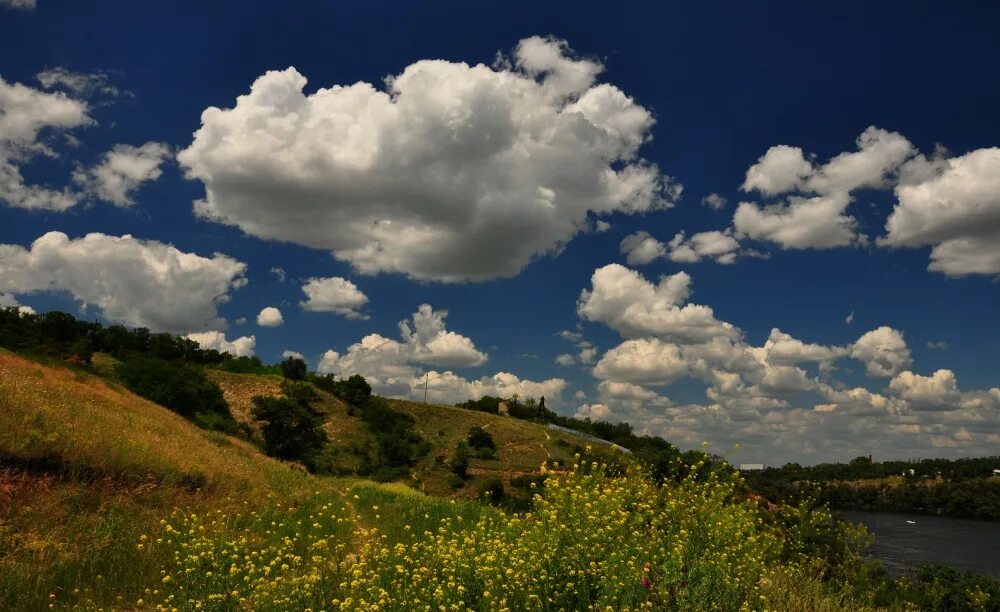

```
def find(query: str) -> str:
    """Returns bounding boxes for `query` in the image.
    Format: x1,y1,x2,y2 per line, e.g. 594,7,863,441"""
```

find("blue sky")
2,0,999,464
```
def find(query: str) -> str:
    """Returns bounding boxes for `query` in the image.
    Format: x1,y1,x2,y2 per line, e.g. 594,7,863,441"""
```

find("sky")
2,0,999,465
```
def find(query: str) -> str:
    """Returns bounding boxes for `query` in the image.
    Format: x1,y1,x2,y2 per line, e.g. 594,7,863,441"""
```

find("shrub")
467,426,496,450
449,442,470,479
280,356,307,380
251,395,327,468
115,357,236,431
478,478,505,505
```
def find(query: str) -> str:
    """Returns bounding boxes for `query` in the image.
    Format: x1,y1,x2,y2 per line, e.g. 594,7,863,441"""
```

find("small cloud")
701,193,728,210
519,353,539,359
845,311,855,325
594,219,612,233
283,350,305,362
257,306,284,327
1,0,36,10
234,317,247,326
555,353,576,366
926,341,949,350
270,267,286,282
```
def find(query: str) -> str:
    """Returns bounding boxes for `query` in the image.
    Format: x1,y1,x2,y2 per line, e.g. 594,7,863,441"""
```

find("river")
840,510,1000,578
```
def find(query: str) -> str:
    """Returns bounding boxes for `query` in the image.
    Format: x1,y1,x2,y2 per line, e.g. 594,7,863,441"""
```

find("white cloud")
415,370,567,407
850,326,912,377
555,353,576,366
575,403,612,420
889,369,961,410
176,36,678,282
592,338,690,385
846,311,854,325
256,306,284,327
701,193,728,210
577,264,738,342
0,231,247,332
762,328,847,365
299,276,369,319
881,147,1000,276
234,317,247,326
36,67,125,98
73,141,171,206
620,231,665,265
735,127,915,249
594,220,612,233
927,340,949,350
742,145,813,196
269,267,286,282
666,230,741,264
282,350,306,362
185,331,255,357
317,303,487,387
0,75,91,210
400,303,488,368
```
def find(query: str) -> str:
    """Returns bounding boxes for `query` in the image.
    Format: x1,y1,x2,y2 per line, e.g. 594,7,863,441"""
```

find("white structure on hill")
739,463,764,471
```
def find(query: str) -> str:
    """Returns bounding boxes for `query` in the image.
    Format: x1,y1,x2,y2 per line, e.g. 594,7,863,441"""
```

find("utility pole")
423,372,429,403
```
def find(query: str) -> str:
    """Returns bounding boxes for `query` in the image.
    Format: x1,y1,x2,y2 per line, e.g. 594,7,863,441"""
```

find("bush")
115,357,236,431
280,356,307,381
251,395,327,468
478,478,505,505
467,426,496,450
449,442,470,479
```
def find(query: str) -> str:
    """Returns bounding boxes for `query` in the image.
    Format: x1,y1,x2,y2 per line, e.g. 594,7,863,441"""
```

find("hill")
206,369,605,497
6,348,992,610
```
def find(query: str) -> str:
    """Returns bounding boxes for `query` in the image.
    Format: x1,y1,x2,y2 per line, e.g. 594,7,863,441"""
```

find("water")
840,510,1000,578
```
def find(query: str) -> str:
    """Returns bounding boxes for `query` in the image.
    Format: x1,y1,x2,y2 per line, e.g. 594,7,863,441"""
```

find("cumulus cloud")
185,331,256,357
575,403,612,420
850,326,912,377
299,276,369,319
415,370,568,406
594,220,612,233
881,147,1000,276
666,230,741,264
177,36,679,282
577,264,738,342
619,231,666,265
282,350,306,362
735,127,915,249
269,267,286,282
762,328,847,365
889,369,962,410
256,306,284,327
317,303,486,385
73,141,171,206
0,75,91,210
400,303,488,368
0,232,247,332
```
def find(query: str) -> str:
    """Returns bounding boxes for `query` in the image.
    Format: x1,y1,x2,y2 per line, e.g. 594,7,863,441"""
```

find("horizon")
2,0,999,465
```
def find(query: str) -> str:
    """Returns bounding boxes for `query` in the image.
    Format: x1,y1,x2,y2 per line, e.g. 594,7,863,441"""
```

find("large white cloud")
185,331,256,357
0,232,247,332
176,36,678,282
73,141,172,206
299,276,369,319
763,328,847,365
734,127,915,249
577,264,738,342
881,148,1000,276
415,370,567,406
399,303,488,368
850,326,912,378
889,369,962,411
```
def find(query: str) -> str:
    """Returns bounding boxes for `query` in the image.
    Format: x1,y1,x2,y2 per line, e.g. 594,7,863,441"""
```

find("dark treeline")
748,455,1000,520
0,307,275,374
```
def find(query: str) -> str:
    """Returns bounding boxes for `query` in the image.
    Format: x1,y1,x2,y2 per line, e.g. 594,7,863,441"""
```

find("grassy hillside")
5,350,973,611
207,370,606,497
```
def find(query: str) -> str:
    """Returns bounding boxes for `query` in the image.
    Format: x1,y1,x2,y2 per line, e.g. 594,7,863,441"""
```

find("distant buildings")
739,463,764,472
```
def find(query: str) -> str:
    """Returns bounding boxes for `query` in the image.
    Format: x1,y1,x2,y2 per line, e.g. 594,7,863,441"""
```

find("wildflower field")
4,349,983,611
